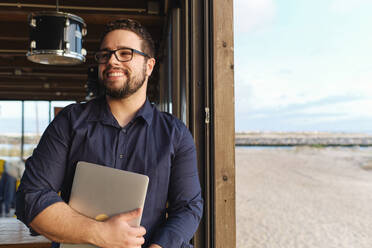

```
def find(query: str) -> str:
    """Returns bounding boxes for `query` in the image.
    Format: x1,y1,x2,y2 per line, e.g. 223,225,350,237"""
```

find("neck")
106,84,147,127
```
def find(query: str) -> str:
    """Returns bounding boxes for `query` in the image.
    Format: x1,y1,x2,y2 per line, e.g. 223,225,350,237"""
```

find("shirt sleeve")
151,124,204,248
16,107,72,227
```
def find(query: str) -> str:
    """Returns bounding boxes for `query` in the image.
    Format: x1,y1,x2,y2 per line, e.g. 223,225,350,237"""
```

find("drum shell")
27,12,87,65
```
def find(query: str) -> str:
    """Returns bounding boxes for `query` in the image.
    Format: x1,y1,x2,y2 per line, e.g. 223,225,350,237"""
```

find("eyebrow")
99,46,133,51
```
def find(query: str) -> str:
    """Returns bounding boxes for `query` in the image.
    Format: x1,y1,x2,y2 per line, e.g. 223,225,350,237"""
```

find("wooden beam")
164,0,170,15
0,72,87,79
0,40,102,55
0,0,148,10
189,0,210,247
0,9,163,26
0,54,95,68
212,0,236,247
0,91,86,101
0,0,150,18
0,82,85,92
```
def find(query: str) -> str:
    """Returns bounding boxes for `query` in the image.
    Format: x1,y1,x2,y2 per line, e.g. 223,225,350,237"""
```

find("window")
0,100,74,160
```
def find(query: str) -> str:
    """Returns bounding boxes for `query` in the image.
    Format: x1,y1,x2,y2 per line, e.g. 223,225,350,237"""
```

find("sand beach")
236,146,372,248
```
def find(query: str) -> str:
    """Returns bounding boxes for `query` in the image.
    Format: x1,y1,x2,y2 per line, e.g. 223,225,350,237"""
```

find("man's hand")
95,208,146,248
30,202,145,248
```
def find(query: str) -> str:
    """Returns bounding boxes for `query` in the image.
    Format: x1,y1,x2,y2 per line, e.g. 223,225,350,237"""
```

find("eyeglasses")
94,47,150,64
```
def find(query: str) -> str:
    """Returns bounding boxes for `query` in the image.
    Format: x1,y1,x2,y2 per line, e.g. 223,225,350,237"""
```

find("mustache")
103,67,130,75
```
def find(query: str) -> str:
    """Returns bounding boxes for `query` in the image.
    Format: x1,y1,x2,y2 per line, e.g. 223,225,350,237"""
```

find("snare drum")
26,12,87,65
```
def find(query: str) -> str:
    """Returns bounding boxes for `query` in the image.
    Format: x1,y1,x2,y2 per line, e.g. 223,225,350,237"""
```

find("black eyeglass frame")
94,47,150,64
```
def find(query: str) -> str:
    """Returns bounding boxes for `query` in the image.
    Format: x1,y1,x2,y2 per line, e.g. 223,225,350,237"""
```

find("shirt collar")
133,98,154,126
87,96,153,126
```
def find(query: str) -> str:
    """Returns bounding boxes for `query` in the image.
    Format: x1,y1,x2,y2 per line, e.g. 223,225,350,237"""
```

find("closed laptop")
60,161,149,248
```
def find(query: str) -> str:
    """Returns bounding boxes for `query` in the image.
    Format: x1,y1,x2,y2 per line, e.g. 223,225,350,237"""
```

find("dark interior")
0,0,167,101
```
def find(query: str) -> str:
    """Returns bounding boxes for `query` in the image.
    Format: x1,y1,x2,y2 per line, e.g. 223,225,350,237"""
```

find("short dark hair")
100,19,155,58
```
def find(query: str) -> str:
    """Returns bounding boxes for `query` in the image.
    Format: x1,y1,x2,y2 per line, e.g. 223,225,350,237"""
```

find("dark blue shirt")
16,97,203,248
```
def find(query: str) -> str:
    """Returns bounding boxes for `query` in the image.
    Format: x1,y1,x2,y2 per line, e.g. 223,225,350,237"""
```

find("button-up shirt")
16,97,203,248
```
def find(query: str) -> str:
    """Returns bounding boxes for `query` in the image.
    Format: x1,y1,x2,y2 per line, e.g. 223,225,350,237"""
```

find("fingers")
98,209,146,248
138,226,146,236
117,208,142,222
128,226,146,237
131,236,145,246
121,236,145,247
122,224,146,247
119,230,145,247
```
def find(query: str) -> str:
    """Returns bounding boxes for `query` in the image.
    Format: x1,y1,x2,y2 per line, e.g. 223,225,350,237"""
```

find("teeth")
107,72,124,77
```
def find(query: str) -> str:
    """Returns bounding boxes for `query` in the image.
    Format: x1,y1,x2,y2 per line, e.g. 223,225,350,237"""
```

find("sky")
234,0,372,133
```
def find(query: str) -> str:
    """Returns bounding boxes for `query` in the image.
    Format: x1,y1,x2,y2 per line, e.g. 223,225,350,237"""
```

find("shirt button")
119,154,124,159
122,129,127,133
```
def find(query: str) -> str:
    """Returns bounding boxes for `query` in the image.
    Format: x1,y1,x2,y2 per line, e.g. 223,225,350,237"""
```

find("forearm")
30,202,146,248
30,201,101,245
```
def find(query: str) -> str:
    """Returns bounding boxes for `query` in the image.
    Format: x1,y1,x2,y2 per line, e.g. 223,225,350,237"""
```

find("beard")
101,63,147,99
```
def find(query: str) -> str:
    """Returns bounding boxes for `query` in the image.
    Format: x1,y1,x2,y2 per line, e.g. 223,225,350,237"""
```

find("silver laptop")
60,161,149,248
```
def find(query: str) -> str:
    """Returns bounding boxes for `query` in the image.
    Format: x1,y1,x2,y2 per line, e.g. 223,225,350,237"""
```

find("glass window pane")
22,101,75,160
23,101,50,159
0,100,76,161
0,101,22,160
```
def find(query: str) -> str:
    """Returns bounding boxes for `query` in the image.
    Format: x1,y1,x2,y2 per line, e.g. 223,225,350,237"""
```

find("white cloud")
235,69,372,124
235,65,326,114
299,99,372,119
234,0,277,33
235,48,372,116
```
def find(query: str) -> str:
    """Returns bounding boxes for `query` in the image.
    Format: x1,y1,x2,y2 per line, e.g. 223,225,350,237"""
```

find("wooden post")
212,0,236,247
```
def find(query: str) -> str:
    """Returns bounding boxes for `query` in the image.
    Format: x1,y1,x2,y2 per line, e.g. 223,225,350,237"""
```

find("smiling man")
16,19,203,248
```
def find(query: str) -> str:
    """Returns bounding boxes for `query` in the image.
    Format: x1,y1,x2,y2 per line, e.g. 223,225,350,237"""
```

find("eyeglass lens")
96,48,133,63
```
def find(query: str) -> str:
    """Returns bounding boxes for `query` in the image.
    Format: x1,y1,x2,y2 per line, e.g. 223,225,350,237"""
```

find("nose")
107,51,120,65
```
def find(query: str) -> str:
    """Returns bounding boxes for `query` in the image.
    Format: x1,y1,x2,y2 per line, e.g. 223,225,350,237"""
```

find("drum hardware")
26,10,87,65
30,41,36,49
30,18,36,28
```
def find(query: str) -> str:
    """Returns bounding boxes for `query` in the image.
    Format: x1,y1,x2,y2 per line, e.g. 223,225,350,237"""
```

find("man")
16,19,203,248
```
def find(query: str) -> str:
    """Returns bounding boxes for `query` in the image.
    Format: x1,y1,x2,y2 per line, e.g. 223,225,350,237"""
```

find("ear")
145,58,156,77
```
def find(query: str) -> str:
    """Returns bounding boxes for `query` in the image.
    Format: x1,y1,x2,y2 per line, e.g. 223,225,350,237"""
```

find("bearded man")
16,19,203,248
